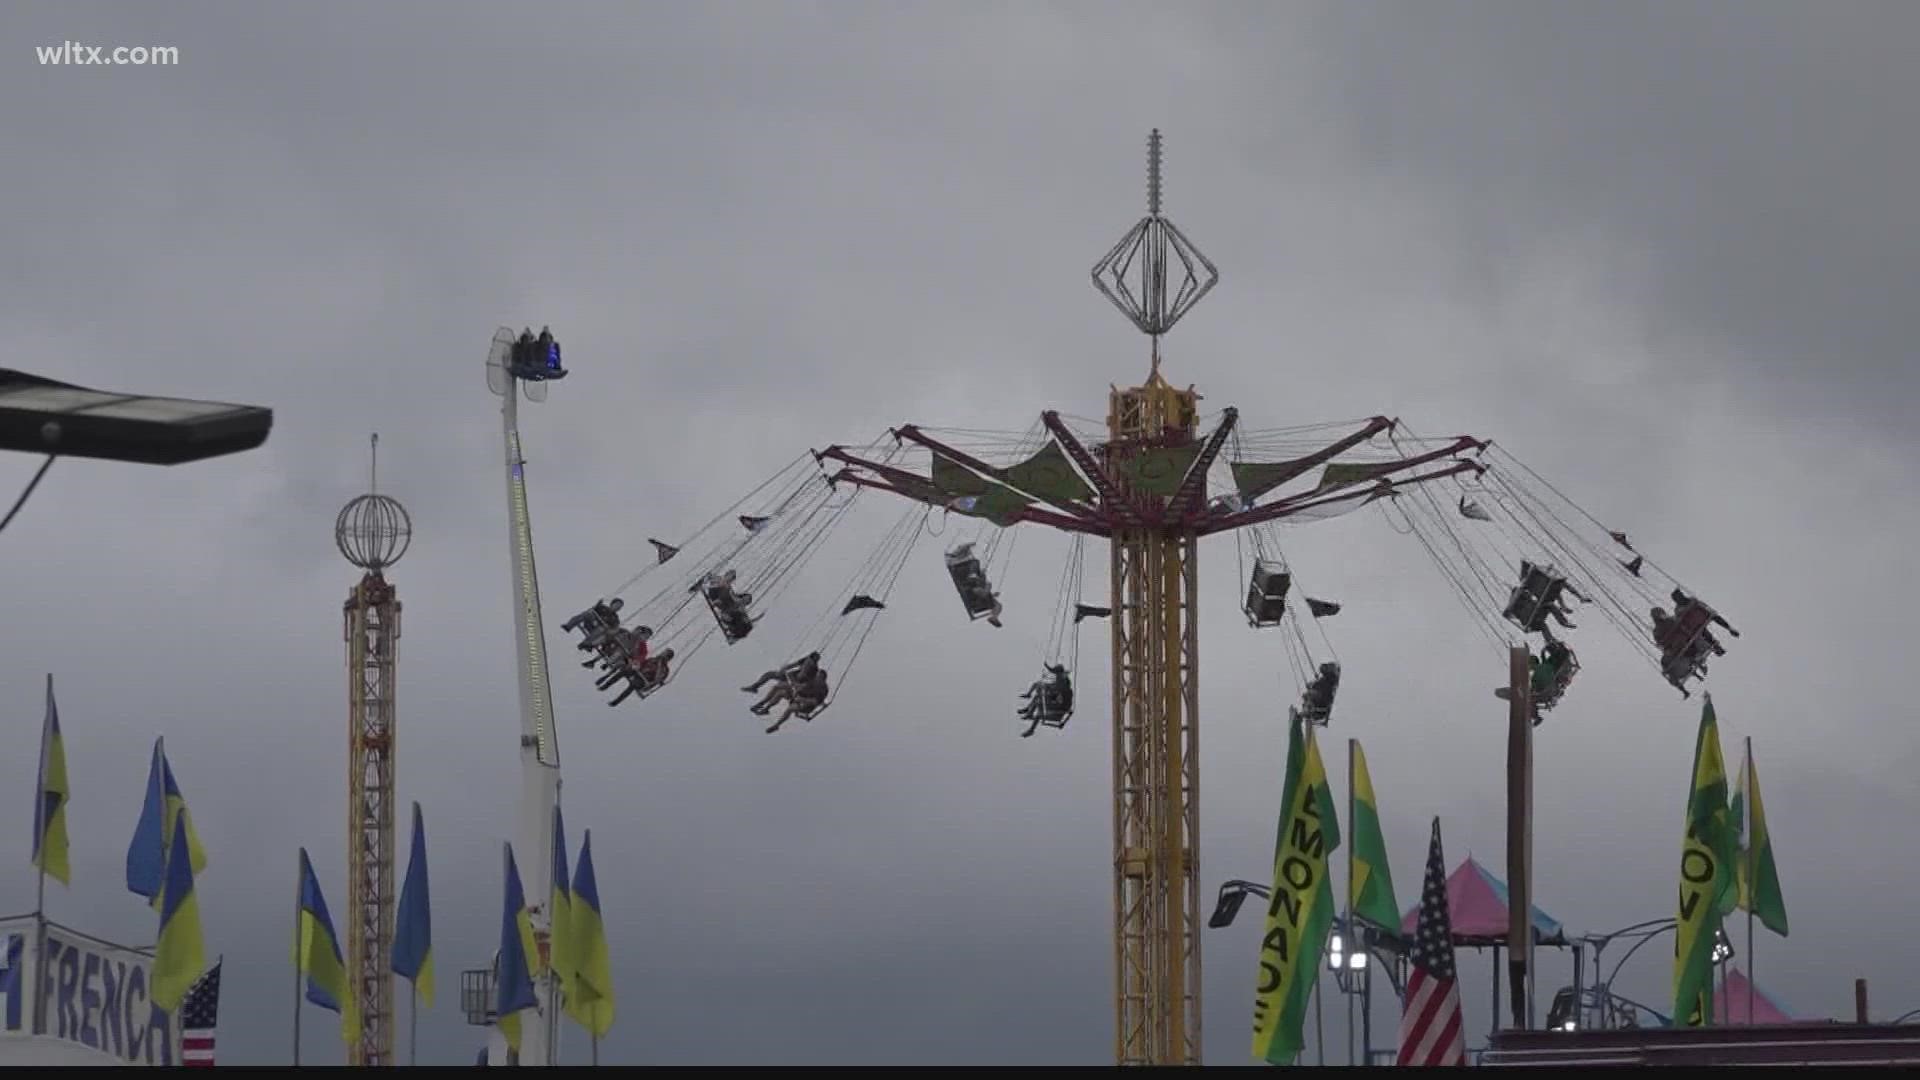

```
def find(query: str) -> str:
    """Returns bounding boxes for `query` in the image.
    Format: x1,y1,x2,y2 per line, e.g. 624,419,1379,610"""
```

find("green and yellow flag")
1673,696,1736,1026
1348,740,1400,935
1250,712,1341,1064
1731,743,1789,936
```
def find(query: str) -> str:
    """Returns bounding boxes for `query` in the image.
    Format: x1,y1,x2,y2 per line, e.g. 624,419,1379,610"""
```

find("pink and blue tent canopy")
1714,966,1802,1025
1398,853,1569,946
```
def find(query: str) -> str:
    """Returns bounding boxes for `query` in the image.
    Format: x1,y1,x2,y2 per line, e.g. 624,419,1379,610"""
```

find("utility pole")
1505,645,1533,1031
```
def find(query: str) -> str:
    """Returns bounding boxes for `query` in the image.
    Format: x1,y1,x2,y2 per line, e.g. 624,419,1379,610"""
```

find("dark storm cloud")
0,0,1912,1066
1287,0,1920,429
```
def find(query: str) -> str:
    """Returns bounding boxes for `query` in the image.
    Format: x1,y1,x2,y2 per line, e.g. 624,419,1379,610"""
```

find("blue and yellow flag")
127,738,207,908
150,815,205,1011
391,802,434,1007
494,842,540,1055
549,804,575,1004
293,847,360,1044
564,829,615,1038
31,674,71,886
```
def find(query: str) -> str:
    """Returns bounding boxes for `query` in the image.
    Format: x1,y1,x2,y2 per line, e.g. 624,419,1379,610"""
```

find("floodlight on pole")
1326,932,1368,972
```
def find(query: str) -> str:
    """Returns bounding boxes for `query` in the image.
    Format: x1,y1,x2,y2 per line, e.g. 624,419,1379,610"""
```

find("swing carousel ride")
556,132,1738,1066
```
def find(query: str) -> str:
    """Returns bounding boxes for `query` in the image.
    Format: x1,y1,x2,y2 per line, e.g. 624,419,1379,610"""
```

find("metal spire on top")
1091,128,1220,369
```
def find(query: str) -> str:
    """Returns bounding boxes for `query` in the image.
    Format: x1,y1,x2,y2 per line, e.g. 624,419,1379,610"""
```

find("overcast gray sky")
3,0,1917,1065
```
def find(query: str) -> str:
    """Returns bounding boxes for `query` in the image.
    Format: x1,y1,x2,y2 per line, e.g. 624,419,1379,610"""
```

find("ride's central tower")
1093,129,1218,1066
336,435,412,1068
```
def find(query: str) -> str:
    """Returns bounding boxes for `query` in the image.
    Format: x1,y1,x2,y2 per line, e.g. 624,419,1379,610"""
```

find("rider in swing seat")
1650,605,1711,696
945,542,1004,627
608,647,674,706
1018,664,1072,721
745,652,823,717
566,598,625,652
1300,661,1340,721
764,665,830,734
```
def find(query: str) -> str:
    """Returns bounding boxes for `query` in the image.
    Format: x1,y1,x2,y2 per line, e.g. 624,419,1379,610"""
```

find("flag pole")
1313,968,1325,1066
1361,956,1373,1066
31,673,52,1038
292,851,303,1066
547,789,563,1066
1745,735,1755,1026
410,983,418,1066
591,1032,599,1066
1346,738,1357,1066
1504,645,1534,1030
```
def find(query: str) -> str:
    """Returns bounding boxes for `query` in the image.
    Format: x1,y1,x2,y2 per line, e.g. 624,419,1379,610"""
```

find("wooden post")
1856,979,1870,1024
1506,645,1533,1031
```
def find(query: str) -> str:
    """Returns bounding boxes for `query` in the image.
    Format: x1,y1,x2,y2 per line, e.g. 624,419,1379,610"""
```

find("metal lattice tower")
335,434,411,1068
816,130,1485,1065
1096,129,1214,1066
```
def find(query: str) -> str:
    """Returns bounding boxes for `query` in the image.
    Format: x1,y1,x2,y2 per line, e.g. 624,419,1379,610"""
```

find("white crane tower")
465,325,569,1065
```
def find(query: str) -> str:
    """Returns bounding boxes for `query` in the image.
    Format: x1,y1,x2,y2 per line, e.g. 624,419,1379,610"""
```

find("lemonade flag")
1250,712,1341,1064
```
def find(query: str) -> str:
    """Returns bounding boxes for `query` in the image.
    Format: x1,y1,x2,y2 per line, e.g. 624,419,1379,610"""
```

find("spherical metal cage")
336,493,412,570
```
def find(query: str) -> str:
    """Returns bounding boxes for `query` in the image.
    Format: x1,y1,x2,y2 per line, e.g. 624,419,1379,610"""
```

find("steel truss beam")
1111,526,1201,1065
345,572,399,1067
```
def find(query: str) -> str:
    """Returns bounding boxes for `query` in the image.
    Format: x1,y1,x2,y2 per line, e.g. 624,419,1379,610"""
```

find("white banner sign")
0,916,179,1065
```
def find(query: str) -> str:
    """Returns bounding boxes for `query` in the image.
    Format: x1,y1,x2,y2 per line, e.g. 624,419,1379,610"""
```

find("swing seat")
568,605,626,654
608,657,671,706
1029,688,1073,722
1296,662,1340,725
1502,563,1572,634
1020,710,1071,738
584,625,650,673
768,667,831,721
945,550,999,620
1654,604,1723,694
1017,672,1074,736
700,582,756,644
563,601,621,643
1244,561,1291,628
1657,604,1715,656
1530,650,1579,715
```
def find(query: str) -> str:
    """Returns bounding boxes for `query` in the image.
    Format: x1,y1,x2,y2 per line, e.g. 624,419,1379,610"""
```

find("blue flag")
127,738,206,907
494,843,538,1053
392,801,434,1007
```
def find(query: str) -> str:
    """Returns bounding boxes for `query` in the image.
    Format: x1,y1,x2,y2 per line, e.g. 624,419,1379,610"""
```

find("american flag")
180,958,221,1067
1396,818,1466,1066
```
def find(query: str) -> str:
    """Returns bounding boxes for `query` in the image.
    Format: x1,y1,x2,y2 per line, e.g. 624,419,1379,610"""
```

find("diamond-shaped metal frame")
1091,129,1220,338
1092,216,1219,337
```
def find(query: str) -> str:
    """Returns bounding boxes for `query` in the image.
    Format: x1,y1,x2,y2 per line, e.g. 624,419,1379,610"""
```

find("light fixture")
1547,986,1578,1032
1208,880,1267,929
1326,931,1370,973
0,369,272,465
